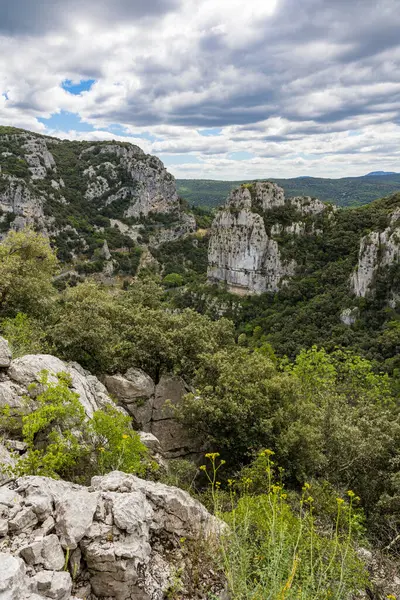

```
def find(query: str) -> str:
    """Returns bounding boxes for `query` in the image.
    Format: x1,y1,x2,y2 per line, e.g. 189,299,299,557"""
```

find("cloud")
0,0,400,179
0,0,180,34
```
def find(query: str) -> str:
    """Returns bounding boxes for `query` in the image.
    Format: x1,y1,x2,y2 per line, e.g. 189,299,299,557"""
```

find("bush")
163,273,184,288
0,229,58,319
1,313,49,357
5,371,151,483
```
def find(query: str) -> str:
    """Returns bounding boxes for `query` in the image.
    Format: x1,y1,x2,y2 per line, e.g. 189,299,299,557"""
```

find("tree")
49,279,235,378
163,273,184,288
179,346,297,467
0,229,58,318
48,281,123,373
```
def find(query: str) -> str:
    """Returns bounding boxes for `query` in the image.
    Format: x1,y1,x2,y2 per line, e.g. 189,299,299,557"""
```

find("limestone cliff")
0,128,191,250
207,182,329,295
351,210,400,297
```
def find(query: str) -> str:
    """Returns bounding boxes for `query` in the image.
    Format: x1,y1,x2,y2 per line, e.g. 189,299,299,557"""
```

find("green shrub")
5,371,151,483
0,229,59,319
1,312,49,357
90,404,150,476
163,273,184,288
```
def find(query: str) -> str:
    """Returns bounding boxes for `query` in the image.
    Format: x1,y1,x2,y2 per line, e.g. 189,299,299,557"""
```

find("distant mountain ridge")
177,173,400,209
364,171,399,176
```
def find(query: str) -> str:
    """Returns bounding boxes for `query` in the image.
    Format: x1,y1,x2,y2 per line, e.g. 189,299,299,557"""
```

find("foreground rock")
104,371,203,459
0,340,198,471
0,472,224,600
0,337,12,369
0,339,114,419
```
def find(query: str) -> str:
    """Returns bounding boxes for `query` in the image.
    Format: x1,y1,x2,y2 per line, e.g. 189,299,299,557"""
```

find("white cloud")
0,0,400,179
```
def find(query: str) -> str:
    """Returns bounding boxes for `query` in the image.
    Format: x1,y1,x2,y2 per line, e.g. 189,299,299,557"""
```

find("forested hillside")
0,126,195,277
158,188,400,376
177,173,400,209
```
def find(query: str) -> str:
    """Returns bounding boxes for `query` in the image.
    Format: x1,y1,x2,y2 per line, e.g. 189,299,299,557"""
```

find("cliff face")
0,128,187,243
207,183,328,295
208,182,400,300
351,210,400,297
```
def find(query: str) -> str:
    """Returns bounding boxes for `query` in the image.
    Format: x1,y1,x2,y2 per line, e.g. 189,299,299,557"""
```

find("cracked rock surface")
0,472,224,600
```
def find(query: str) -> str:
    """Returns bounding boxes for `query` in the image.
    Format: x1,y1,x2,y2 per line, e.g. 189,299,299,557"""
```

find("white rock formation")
0,346,115,419
149,212,197,247
0,178,45,234
0,337,12,368
207,184,299,295
351,225,400,297
340,307,359,326
22,137,56,180
290,196,327,216
249,181,285,210
0,472,224,600
85,176,110,201
95,143,180,219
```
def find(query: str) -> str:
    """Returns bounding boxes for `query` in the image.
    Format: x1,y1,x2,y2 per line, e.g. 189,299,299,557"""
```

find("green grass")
205,452,368,600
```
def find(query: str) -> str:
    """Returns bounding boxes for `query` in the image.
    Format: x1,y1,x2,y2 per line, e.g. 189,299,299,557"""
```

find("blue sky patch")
38,111,95,132
62,79,95,95
228,151,254,160
160,154,201,165
198,128,223,136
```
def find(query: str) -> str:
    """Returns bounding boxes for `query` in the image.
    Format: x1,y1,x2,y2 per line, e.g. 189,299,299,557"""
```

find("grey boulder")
0,337,12,369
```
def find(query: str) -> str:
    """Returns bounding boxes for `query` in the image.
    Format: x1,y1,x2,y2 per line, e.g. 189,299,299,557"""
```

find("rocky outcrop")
1,351,113,419
0,129,191,245
350,222,400,297
98,144,179,219
290,196,327,216
0,472,224,600
207,182,328,295
104,371,202,459
149,212,196,247
0,341,200,471
0,178,46,236
22,136,56,180
340,307,359,326
0,337,12,368
0,443,16,483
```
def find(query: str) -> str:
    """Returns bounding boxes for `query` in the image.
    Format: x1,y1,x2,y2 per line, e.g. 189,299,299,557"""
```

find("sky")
1,0,400,180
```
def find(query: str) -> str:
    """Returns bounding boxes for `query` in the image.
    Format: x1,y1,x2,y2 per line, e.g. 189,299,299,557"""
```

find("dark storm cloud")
0,0,180,34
